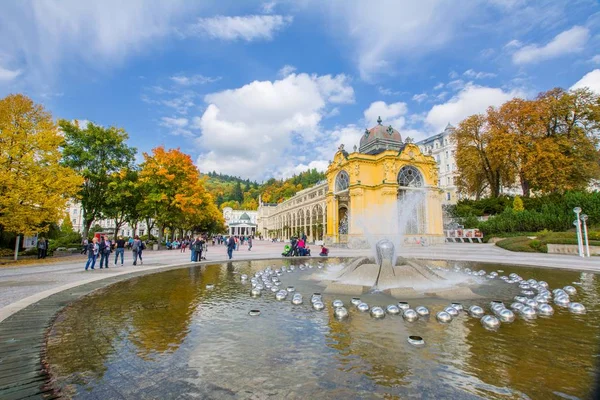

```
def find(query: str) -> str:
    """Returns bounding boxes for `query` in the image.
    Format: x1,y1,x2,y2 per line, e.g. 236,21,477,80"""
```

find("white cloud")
195,72,354,180
412,93,428,103
0,1,194,83
278,64,297,77
262,1,277,14
160,116,194,136
512,26,589,64
446,79,466,91
186,15,293,41
324,1,475,80
170,74,221,85
363,101,408,129
448,71,459,79
570,69,600,94
504,39,522,49
590,55,600,65
463,69,496,79
433,83,444,90
0,65,21,82
426,83,523,133
378,86,400,96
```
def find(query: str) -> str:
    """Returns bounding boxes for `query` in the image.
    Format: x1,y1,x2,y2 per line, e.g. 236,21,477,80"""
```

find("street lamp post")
573,207,583,258
580,214,590,258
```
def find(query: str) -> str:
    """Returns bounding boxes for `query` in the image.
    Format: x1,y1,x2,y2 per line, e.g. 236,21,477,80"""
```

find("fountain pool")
45,259,600,399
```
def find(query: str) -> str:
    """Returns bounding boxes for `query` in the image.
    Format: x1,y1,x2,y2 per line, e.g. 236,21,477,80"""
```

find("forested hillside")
203,169,326,210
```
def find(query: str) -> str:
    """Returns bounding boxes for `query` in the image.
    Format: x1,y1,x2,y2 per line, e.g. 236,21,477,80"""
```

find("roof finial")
377,116,382,125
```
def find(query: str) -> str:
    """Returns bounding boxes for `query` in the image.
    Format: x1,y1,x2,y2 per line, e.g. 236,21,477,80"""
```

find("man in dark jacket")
227,236,235,260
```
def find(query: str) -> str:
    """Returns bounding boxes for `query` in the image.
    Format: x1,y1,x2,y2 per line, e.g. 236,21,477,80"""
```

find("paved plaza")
0,240,598,399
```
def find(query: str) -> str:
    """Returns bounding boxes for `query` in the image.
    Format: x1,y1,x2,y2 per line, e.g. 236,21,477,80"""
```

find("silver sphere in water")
491,304,505,314
498,308,515,323
351,297,361,306
538,281,549,289
397,302,410,311
521,290,535,297
468,305,484,318
563,286,577,296
312,301,325,311
251,288,261,297
386,305,401,315
514,296,527,304
534,295,548,304
402,309,419,322
357,302,370,312
407,335,425,347
375,239,395,266
553,288,566,297
451,303,464,311
444,306,459,317
520,306,537,319
436,311,452,323
481,315,501,330
525,299,539,309
370,306,386,319
270,286,279,293
415,306,430,317
332,299,344,308
241,274,248,281
275,290,288,301
537,303,554,316
291,294,303,305
554,296,570,307
511,302,525,312
334,306,349,319
568,302,586,314
286,286,295,293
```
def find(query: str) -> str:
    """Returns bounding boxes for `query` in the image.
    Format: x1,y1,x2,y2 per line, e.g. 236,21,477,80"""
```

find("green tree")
513,195,524,212
104,168,141,240
232,181,244,203
60,120,136,239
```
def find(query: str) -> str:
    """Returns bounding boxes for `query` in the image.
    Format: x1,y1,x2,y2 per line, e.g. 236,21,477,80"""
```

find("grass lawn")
495,231,600,253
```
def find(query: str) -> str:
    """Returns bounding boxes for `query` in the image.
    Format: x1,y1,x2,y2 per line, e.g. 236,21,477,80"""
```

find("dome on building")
239,212,251,221
358,116,404,155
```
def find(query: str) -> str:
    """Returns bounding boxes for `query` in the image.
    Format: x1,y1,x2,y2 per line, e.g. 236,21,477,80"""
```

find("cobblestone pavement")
0,240,597,399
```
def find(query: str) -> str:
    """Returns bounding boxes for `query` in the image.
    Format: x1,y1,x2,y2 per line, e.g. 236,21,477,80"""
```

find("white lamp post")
573,207,583,258
580,214,590,258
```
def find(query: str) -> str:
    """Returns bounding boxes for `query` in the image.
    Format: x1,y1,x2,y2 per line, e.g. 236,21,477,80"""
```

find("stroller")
282,244,293,257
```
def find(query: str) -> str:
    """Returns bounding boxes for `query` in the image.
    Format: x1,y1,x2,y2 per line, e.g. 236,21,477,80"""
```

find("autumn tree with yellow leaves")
0,94,81,256
139,147,224,244
454,88,600,198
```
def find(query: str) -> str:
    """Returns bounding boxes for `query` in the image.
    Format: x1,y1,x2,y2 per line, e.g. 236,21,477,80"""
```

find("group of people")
84,235,145,271
189,236,208,262
282,234,329,257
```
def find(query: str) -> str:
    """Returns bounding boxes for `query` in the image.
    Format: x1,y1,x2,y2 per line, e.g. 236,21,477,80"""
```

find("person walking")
132,236,143,266
227,235,235,260
37,237,46,259
81,238,88,255
114,236,125,266
85,237,99,270
98,236,110,269
248,236,253,251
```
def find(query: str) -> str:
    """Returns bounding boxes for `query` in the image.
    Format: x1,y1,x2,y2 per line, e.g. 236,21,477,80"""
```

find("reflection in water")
46,260,600,399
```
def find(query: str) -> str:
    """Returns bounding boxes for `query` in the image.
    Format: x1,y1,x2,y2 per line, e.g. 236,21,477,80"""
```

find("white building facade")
416,124,459,205
257,181,328,242
223,207,258,236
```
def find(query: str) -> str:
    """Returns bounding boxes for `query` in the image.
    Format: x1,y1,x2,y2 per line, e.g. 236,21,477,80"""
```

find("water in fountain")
313,191,483,299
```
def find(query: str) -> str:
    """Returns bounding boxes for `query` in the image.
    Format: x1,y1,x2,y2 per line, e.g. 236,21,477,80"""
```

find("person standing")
81,238,88,255
85,237,99,270
132,236,142,266
43,238,49,258
227,235,235,260
114,236,125,266
247,236,253,251
37,237,46,259
98,236,110,269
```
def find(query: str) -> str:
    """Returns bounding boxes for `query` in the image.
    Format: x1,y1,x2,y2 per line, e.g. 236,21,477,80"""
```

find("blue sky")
1,0,599,181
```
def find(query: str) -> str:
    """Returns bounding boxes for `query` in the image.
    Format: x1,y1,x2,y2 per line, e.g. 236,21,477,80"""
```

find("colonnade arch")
273,203,326,242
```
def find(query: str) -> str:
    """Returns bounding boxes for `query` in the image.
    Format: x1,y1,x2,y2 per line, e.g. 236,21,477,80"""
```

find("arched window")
335,170,350,193
397,166,424,187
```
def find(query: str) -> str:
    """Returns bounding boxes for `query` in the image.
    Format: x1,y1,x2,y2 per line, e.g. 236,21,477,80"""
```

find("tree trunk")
83,218,94,240
520,173,531,197
13,234,20,261
158,224,164,247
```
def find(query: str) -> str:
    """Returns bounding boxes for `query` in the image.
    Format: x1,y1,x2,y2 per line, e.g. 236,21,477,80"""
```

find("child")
319,245,329,257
